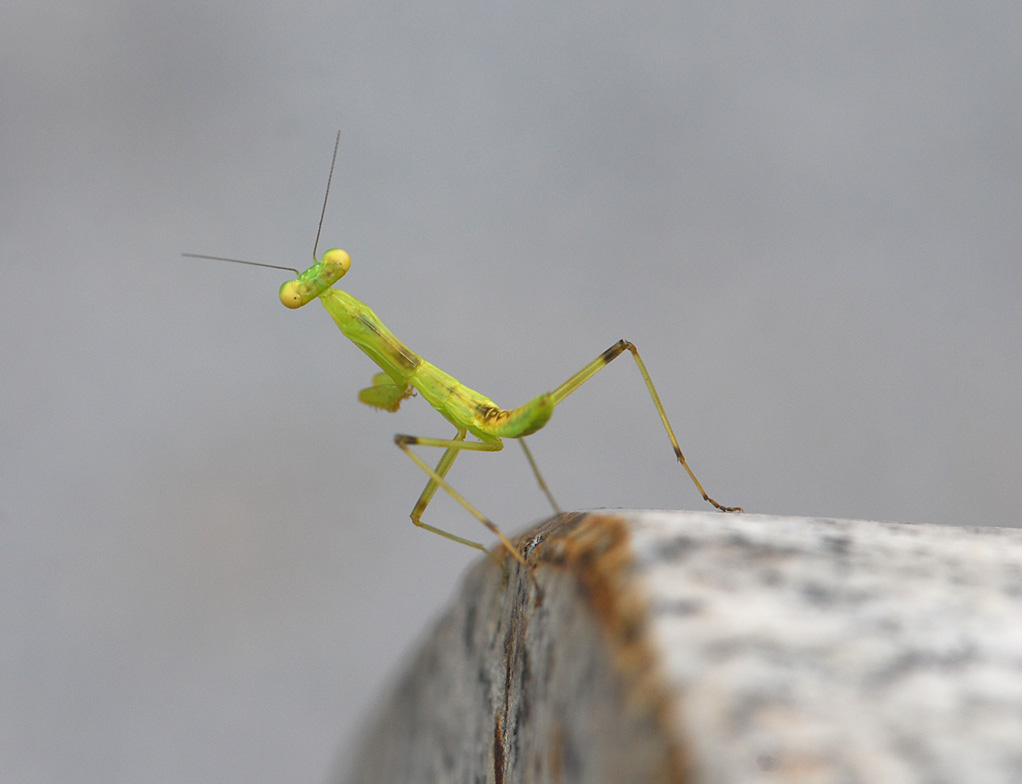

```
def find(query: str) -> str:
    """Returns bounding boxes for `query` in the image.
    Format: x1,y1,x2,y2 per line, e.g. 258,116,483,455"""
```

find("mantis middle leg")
395,429,528,569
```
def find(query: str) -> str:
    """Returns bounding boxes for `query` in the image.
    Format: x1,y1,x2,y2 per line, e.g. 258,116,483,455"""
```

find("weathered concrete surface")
341,511,1022,784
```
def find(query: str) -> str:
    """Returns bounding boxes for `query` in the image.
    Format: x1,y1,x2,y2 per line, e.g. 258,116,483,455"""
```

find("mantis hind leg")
518,438,561,514
550,340,742,513
394,430,528,570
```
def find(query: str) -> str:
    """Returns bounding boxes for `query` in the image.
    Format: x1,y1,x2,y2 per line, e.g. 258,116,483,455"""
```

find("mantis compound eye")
321,248,351,278
279,280,304,309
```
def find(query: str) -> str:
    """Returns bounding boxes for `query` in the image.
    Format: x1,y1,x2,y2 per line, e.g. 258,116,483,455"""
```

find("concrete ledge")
341,511,1022,784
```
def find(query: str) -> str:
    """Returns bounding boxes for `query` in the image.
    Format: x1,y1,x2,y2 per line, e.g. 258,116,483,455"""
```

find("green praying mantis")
186,133,741,572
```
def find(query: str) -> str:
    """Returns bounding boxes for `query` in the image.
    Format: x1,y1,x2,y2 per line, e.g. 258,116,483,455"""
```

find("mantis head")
279,248,351,309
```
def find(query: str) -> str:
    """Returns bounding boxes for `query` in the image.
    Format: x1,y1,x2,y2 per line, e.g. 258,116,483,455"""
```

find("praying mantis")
186,133,741,572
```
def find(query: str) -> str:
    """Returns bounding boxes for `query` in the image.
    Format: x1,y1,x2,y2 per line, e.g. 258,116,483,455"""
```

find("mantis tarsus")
186,133,741,572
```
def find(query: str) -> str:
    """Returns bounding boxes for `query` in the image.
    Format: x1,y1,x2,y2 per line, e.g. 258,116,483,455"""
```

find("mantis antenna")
183,129,342,274
312,130,342,262
180,254,300,275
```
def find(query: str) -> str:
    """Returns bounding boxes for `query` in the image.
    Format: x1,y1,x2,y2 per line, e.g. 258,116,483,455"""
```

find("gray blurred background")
2,1,1019,781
